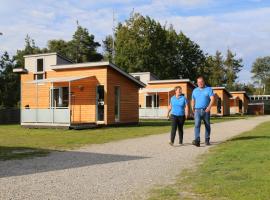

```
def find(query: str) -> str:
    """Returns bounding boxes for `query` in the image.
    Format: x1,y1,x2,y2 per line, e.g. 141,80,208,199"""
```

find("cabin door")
96,85,104,122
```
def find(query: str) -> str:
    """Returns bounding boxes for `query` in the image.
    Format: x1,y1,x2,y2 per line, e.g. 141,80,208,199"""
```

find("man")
191,76,215,147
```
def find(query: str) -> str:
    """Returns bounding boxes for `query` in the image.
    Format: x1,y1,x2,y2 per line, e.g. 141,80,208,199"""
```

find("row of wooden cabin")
14,53,249,128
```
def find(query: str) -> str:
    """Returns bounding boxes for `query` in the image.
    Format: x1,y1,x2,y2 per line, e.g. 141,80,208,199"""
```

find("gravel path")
1,116,270,200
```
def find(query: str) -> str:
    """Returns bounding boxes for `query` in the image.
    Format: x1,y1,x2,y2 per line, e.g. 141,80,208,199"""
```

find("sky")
1,0,270,83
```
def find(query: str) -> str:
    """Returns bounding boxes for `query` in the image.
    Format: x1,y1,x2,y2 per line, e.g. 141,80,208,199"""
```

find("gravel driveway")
1,116,270,200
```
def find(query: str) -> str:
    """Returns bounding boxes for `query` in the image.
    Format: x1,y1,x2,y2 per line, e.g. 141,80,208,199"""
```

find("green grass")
148,120,270,200
0,116,246,161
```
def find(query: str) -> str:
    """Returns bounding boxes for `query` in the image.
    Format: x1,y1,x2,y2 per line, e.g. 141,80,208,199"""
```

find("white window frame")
34,57,46,80
145,94,159,108
50,87,68,108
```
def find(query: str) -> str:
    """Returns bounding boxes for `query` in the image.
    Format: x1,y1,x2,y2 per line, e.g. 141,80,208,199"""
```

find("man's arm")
191,99,195,113
205,96,215,112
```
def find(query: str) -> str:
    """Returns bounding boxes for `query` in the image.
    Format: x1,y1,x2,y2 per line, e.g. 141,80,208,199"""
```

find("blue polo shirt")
170,95,188,116
192,86,214,109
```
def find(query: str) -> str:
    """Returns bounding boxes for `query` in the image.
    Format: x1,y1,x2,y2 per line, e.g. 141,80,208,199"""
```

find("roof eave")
13,68,28,74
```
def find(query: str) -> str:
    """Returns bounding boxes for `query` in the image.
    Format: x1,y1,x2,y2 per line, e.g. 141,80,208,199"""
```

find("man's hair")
174,86,182,91
197,76,205,81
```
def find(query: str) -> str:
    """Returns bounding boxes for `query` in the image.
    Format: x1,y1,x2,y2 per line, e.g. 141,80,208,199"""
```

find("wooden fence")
0,108,20,124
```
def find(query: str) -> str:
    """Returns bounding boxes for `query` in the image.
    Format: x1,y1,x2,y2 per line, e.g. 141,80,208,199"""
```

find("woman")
167,86,189,146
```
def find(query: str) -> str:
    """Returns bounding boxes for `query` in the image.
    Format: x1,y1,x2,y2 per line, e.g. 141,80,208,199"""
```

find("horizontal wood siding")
20,67,107,123
212,89,230,116
106,68,139,124
139,82,194,109
231,93,249,113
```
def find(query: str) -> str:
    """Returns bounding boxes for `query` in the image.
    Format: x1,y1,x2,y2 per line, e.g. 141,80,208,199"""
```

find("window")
97,85,105,121
37,59,44,72
239,100,243,112
146,96,152,107
50,87,69,107
145,94,159,108
34,58,45,80
115,86,120,121
217,97,222,113
153,94,159,107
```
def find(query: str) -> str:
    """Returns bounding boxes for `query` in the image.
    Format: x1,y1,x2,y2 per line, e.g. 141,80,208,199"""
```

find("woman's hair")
174,86,182,91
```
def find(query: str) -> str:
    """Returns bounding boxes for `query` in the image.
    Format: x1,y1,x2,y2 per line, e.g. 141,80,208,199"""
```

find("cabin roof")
212,87,232,97
147,79,196,87
230,91,249,99
51,61,146,88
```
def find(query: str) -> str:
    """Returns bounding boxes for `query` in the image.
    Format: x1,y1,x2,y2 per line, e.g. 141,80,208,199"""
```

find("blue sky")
1,0,270,83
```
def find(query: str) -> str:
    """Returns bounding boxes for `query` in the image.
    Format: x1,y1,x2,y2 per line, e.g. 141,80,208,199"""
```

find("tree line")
0,13,267,108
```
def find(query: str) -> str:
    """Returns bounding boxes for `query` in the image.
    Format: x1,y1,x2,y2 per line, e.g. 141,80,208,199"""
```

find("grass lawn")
148,120,270,200
0,115,246,161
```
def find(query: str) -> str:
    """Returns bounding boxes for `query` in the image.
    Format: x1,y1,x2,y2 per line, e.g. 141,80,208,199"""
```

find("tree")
47,39,70,59
14,35,46,68
251,56,270,94
102,35,114,62
104,13,205,80
173,32,205,80
47,25,103,63
203,51,226,86
70,25,103,63
0,52,20,108
233,83,256,95
224,49,243,90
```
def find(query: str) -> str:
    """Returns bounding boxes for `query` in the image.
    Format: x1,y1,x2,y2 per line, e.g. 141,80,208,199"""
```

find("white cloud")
1,1,270,83
154,7,270,83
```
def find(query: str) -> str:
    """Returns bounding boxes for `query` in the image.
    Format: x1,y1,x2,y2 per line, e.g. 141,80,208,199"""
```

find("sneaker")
192,139,200,147
169,142,174,146
205,139,210,146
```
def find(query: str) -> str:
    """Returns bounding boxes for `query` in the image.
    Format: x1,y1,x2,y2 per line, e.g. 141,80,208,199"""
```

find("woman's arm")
185,104,189,119
167,104,172,118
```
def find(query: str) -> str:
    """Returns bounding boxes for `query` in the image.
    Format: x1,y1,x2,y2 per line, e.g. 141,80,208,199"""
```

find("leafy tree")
0,52,20,108
14,35,46,68
203,51,226,86
251,56,270,94
104,13,205,80
233,83,256,95
173,32,205,80
70,25,103,63
224,49,243,90
47,25,103,63
47,39,70,59
102,35,114,62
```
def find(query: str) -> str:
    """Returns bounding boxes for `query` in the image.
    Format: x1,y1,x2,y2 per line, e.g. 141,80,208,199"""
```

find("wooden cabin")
129,74,195,118
211,87,232,116
230,96,241,114
230,91,249,114
13,53,145,128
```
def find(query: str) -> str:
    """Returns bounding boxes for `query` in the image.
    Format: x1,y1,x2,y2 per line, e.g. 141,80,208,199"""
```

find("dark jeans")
170,114,185,144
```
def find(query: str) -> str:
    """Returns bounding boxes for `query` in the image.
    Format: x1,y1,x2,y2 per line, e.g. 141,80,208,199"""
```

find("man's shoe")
169,142,174,146
205,139,210,146
192,140,200,147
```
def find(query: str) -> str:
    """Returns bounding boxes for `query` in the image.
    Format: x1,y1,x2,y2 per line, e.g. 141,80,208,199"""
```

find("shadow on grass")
138,120,194,127
0,146,149,178
229,135,270,141
0,146,50,161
